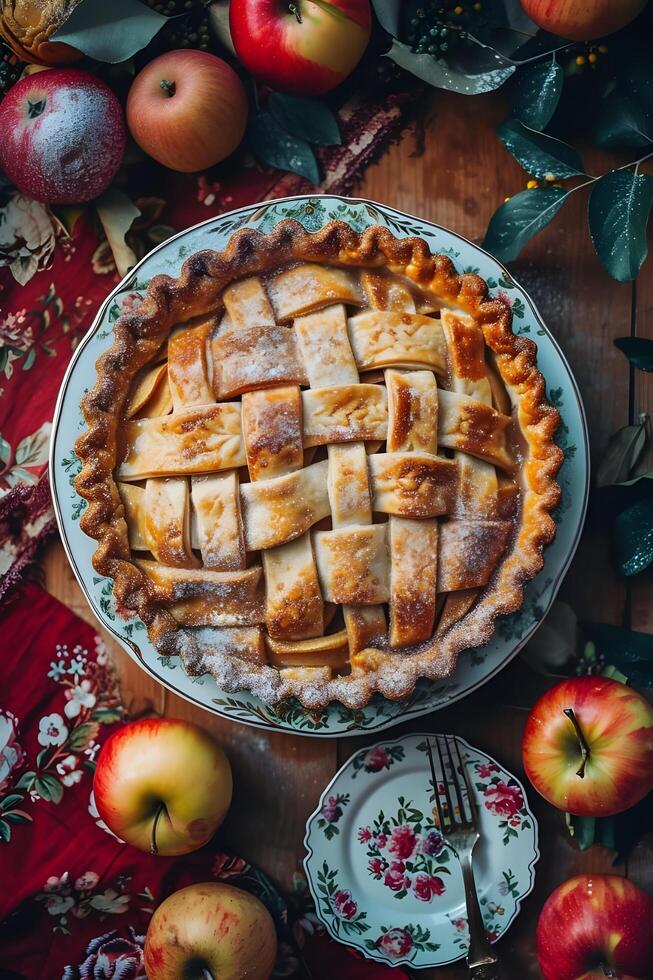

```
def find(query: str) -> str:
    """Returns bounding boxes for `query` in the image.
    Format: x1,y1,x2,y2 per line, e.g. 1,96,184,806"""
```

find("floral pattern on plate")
304,733,539,969
51,194,589,736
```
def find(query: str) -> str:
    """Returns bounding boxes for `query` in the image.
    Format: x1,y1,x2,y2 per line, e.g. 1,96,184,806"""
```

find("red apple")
522,677,653,817
126,50,247,172
519,0,649,41
144,882,277,980
94,718,232,856
0,67,125,204
537,874,653,980
230,0,371,96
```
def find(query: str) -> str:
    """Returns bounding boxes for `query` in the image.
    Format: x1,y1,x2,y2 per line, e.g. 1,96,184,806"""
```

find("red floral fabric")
0,583,407,980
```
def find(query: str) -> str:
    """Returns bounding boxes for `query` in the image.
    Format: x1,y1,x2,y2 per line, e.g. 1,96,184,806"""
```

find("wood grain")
41,86,652,978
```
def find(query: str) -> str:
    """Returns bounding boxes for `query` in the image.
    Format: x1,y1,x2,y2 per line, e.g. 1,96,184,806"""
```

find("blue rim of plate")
303,732,539,968
50,194,590,737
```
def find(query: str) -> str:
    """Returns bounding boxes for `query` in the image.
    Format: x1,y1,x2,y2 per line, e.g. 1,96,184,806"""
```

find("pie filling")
115,262,525,684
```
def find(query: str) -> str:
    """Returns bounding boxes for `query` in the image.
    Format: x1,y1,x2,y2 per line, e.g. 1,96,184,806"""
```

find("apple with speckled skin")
522,676,653,817
230,0,371,95
144,882,277,980
94,718,232,856
0,68,125,204
536,875,653,980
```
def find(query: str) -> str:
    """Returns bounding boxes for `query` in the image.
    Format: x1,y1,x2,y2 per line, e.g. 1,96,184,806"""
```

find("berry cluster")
145,0,211,51
404,2,484,58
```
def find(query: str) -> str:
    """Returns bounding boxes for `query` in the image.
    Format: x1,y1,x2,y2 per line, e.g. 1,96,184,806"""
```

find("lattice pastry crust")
75,220,563,709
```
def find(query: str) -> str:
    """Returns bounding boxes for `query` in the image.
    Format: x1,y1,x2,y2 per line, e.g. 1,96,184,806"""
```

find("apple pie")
75,220,562,708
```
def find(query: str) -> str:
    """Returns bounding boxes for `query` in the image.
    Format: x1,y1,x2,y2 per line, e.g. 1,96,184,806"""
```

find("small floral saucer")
303,733,538,969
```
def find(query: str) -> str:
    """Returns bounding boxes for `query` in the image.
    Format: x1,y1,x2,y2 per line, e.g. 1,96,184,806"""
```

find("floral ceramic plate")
303,733,538,969
51,194,589,737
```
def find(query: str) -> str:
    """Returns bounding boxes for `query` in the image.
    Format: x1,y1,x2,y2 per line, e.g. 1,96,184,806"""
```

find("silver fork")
426,736,500,980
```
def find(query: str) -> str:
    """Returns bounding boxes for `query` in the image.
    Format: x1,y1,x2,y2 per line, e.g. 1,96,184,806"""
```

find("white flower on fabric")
68,656,85,677
74,871,99,891
44,873,69,892
47,660,67,682
0,710,24,793
94,635,108,665
37,713,68,747
56,754,82,786
64,680,96,719
89,889,130,913
44,894,75,915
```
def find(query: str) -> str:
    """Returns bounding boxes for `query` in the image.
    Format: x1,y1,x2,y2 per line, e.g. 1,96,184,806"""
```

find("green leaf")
15,771,36,791
0,821,10,843
596,417,649,486
95,189,140,278
511,56,563,131
52,0,169,64
0,435,10,468
566,813,595,850
595,93,653,149
589,171,653,281
35,774,64,804
0,794,23,811
371,0,399,34
614,337,653,372
268,94,341,147
498,119,585,178
91,707,123,724
248,112,320,185
613,496,653,577
385,39,514,95
483,187,569,262
67,721,99,751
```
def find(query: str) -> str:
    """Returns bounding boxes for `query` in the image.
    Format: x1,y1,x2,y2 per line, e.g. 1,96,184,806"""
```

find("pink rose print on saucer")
334,889,358,920
358,796,451,901
317,792,350,841
351,743,405,778
483,782,524,819
475,762,499,779
366,923,440,961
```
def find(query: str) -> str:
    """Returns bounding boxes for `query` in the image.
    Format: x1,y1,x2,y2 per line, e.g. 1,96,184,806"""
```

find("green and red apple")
519,0,649,40
521,676,653,816
144,882,277,980
127,50,248,172
230,0,371,95
94,718,232,856
537,874,653,980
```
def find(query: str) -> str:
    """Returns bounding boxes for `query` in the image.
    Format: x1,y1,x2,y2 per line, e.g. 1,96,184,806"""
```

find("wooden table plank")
40,85,652,977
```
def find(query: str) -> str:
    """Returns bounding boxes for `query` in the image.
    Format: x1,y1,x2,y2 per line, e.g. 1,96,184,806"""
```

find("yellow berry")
526,179,539,190
544,173,556,182
473,2,482,8
576,55,586,66
588,52,597,63
454,5,464,14
504,196,511,203
598,44,608,53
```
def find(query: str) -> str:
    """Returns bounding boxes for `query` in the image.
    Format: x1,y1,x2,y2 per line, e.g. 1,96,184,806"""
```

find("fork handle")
460,850,500,978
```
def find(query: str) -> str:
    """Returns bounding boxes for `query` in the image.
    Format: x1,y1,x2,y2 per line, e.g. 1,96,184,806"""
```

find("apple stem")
150,802,165,855
563,707,591,779
289,3,303,23
160,79,176,97
201,971,215,980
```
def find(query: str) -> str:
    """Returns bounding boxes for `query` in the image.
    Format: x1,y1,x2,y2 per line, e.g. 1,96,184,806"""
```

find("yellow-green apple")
230,0,371,96
521,676,653,816
144,882,277,980
519,0,649,40
94,718,232,856
126,50,247,172
536,874,653,980
0,67,125,203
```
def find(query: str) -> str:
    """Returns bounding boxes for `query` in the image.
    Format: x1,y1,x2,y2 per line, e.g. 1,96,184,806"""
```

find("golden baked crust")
75,220,562,709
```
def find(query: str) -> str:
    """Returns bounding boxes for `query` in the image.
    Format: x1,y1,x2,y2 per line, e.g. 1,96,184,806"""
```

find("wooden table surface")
42,87,653,978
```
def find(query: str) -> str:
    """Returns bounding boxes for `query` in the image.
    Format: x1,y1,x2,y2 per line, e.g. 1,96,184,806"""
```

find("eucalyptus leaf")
248,112,320,185
596,417,649,486
268,94,340,147
582,621,653,688
498,119,585,178
595,93,652,150
589,171,653,282
511,56,563,131
483,187,569,262
385,39,514,95
613,496,653,577
614,337,653,372
52,0,169,63
371,0,400,35
566,814,596,851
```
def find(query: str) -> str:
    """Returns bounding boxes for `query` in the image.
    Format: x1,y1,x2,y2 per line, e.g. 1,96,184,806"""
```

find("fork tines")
426,735,477,833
